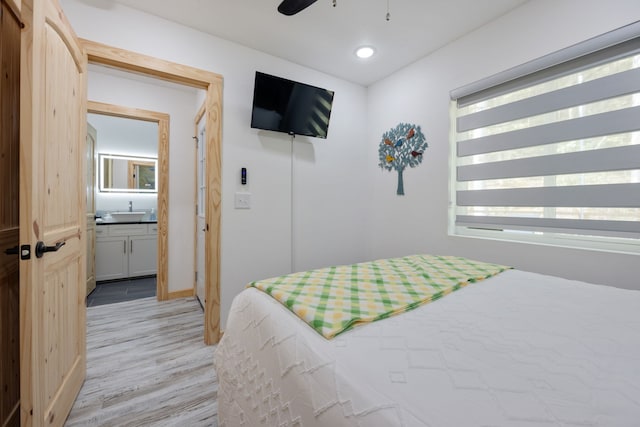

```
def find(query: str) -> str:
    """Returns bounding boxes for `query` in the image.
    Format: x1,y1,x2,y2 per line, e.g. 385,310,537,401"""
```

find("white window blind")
450,21,640,248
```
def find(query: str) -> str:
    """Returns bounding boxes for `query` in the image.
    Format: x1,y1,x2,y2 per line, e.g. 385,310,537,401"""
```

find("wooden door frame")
82,40,223,344
88,101,170,301
127,159,156,191
1,0,22,424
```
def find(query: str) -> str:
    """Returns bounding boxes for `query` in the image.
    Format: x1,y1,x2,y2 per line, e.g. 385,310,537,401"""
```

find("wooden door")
0,1,22,425
20,0,87,426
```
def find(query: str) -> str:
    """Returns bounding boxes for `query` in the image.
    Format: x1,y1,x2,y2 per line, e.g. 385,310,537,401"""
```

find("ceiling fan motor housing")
278,0,319,16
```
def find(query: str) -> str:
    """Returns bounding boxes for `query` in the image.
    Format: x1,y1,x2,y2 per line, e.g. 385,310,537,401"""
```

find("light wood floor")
65,297,218,426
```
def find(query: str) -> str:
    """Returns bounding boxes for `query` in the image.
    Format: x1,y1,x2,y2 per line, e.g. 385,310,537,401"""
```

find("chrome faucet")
128,201,133,212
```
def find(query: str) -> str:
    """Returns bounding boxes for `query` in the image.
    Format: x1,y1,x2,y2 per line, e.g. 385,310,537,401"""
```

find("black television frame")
250,71,335,139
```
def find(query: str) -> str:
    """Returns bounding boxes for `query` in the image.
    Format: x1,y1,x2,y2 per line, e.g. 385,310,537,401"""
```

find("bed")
213,255,640,427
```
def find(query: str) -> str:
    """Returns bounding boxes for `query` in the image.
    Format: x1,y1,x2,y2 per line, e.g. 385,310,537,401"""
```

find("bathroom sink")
110,211,146,222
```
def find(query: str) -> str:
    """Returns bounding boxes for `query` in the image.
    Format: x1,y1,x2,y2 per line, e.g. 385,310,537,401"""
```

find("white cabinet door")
129,235,158,277
95,236,128,281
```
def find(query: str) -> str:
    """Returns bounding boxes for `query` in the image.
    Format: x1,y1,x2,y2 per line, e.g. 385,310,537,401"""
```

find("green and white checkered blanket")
249,254,511,339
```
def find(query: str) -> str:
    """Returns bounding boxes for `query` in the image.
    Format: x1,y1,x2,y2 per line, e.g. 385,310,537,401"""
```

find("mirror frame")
98,153,158,193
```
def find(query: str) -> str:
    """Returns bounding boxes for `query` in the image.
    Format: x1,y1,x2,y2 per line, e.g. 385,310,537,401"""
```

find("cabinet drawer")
147,224,158,234
107,224,148,236
95,227,108,237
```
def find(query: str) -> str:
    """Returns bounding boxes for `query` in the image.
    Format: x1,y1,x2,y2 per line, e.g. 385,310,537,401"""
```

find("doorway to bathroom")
86,100,168,302
82,41,223,344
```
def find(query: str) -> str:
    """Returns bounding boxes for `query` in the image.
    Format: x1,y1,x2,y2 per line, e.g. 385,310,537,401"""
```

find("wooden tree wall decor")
378,123,428,195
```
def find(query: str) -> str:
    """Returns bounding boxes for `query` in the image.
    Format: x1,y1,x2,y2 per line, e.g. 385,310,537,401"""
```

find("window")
450,22,640,253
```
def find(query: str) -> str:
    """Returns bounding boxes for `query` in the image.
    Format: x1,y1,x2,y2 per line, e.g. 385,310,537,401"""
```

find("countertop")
96,220,158,226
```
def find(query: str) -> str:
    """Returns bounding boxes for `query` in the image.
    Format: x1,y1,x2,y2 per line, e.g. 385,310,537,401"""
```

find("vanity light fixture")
355,46,376,59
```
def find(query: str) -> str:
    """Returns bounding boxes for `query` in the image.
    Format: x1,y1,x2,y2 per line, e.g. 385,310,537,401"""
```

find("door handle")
35,241,65,258
130,240,133,253
4,246,19,255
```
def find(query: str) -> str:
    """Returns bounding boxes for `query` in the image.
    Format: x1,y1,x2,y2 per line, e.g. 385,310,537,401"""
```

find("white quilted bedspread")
213,270,640,427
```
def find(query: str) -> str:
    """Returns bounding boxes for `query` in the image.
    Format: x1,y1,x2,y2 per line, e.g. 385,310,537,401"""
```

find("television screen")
251,72,335,139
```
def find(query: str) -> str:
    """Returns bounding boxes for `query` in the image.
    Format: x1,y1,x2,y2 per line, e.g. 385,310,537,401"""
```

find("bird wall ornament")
378,123,428,195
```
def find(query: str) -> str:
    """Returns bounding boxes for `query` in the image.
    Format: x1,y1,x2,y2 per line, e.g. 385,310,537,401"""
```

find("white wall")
61,0,370,324
367,0,640,290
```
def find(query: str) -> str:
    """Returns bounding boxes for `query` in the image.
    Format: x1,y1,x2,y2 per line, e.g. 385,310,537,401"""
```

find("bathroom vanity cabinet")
95,223,158,281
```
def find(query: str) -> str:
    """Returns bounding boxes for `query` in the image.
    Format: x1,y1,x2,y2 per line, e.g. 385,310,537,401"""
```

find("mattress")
214,269,640,427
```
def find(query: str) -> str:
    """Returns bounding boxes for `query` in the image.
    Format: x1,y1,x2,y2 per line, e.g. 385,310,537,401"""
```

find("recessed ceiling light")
355,46,376,59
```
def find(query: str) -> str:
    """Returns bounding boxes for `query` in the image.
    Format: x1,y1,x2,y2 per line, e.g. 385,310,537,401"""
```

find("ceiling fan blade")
278,0,318,16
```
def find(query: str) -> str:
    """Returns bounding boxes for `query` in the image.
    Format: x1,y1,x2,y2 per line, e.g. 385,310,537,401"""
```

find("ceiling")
111,0,528,86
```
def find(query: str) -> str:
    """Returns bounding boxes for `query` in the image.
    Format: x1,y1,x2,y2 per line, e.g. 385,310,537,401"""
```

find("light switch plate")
234,192,251,209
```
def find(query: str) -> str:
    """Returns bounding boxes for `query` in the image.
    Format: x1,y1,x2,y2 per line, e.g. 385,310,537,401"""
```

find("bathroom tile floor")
87,276,156,307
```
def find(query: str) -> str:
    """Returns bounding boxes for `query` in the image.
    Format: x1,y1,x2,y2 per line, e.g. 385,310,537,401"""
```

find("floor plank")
65,297,218,426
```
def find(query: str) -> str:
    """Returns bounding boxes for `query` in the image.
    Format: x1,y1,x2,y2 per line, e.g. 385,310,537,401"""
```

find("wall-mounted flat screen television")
250,71,335,139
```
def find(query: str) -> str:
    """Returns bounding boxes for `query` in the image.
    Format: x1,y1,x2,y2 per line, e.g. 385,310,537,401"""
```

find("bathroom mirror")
99,153,158,193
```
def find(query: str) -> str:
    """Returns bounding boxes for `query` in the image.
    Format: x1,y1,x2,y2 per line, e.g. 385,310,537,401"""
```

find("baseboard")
167,288,194,299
